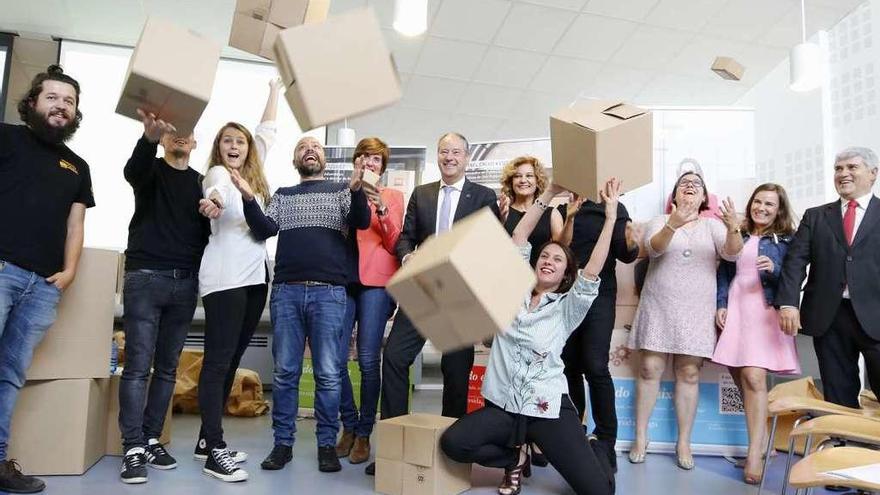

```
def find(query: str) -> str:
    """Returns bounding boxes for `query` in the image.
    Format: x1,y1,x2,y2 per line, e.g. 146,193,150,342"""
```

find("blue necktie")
438,185,453,233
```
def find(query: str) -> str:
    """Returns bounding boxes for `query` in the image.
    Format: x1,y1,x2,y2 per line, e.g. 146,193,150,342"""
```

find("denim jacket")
716,232,792,308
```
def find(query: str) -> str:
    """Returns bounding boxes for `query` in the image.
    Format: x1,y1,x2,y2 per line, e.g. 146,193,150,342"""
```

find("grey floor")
38,390,848,495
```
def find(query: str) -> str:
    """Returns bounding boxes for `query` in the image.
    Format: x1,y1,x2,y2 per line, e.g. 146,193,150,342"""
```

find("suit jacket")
395,179,500,262
775,196,880,339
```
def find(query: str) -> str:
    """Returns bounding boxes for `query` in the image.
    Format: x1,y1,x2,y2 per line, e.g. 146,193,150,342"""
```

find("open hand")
717,196,739,232
498,194,511,223
138,108,176,143
349,157,364,192
669,199,699,229
599,178,620,220
565,193,585,222
269,76,284,92
230,169,255,201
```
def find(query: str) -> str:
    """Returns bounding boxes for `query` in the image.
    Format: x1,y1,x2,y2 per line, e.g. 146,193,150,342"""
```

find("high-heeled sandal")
498,453,531,495
628,441,649,464
675,444,695,471
743,457,763,484
530,444,548,468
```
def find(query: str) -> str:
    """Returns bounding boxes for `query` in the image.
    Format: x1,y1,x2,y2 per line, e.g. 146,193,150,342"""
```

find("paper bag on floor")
226,368,269,417
172,348,203,413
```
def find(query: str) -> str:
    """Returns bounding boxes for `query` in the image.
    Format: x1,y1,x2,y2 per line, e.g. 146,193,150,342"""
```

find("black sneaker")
260,445,292,470
365,461,375,476
318,446,341,472
0,460,45,493
194,439,248,463
120,448,148,484
203,448,248,482
145,439,177,470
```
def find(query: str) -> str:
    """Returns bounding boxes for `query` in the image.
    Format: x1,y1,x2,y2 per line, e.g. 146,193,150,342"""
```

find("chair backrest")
789,446,880,491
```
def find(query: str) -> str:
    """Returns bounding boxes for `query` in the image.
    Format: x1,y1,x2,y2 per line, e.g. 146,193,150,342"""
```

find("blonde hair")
208,122,271,203
499,156,549,201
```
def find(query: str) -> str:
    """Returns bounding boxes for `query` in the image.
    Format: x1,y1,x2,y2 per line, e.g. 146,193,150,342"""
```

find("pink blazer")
358,187,404,287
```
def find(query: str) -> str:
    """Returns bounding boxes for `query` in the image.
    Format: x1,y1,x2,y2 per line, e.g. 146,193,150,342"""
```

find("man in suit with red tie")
365,132,499,475
777,147,880,407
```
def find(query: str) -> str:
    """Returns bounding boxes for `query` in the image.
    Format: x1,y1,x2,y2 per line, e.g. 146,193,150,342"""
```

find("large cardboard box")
229,0,330,60
550,100,652,201
27,248,118,380
106,372,172,456
375,413,471,495
386,208,535,353
116,17,221,135
273,7,402,131
9,379,109,475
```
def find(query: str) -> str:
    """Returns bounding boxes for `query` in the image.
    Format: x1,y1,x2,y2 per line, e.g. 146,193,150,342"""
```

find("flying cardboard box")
228,0,330,60
375,413,471,495
550,100,652,201
273,7,402,130
116,16,221,135
386,208,535,353
711,56,745,81
27,248,118,380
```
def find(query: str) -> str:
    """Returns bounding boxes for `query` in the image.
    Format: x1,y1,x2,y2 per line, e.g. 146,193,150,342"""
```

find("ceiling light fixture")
393,0,428,37
337,118,356,147
790,0,823,92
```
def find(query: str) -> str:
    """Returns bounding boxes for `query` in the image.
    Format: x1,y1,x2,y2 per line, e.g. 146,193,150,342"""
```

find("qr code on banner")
719,373,745,415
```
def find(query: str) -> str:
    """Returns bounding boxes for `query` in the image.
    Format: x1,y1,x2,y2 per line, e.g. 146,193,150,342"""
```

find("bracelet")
376,205,388,216
663,222,677,233
534,198,550,210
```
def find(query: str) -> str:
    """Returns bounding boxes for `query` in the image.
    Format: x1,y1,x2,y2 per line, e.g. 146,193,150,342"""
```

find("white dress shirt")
435,175,466,233
841,191,873,299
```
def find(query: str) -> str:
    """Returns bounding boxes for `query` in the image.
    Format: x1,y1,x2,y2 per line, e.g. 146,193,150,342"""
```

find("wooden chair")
789,446,880,494
758,397,880,495
788,415,880,494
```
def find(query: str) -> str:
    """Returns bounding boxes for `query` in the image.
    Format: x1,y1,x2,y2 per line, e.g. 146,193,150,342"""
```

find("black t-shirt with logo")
0,123,95,277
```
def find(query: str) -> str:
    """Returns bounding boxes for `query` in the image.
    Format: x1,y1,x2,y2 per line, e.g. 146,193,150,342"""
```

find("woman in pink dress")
713,183,799,485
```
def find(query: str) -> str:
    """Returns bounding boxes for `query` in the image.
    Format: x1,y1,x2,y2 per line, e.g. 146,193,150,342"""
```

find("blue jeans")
339,285,395,437
270,283,346,448
119,270,198,452
0,261,62,460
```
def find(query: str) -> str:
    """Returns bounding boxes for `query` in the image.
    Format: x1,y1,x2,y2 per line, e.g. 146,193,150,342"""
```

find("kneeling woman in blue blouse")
441,179,619,495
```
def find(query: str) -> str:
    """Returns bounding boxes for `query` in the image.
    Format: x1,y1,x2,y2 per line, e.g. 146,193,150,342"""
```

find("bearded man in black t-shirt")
0,65,95,494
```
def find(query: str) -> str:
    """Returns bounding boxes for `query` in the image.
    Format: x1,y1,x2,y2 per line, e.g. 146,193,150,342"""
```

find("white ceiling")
0,0,864,145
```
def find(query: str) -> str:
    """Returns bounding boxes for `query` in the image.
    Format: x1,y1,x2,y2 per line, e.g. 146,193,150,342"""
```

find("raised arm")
513,185,560,245
124,108,176,187
582,179,619,279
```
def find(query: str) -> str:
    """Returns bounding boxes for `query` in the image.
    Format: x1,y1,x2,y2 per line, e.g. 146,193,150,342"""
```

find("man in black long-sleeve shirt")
231,136,370,473
118,110,209,484
562,200,639,472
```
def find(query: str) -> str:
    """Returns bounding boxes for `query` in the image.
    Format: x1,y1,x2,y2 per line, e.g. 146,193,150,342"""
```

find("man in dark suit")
365,132,498,475
777,147,880,408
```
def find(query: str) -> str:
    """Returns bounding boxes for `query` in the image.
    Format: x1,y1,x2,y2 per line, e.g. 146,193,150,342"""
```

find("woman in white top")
194,78,281,483
440,179,619,495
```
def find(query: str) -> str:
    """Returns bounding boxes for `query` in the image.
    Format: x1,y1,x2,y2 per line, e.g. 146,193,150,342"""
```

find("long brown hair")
743,183,797,236
208,122,271,203
535,241,579,294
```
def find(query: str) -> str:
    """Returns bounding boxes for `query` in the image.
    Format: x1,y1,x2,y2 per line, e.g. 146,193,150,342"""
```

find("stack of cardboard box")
9,248,118,475
375,414,471,495
229,0,330,60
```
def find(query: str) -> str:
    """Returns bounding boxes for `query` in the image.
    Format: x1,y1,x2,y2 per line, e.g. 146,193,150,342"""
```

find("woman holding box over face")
193,78,282,482
334,137,405,465
439,179,620,495
713,183,799,485
626,172,743,471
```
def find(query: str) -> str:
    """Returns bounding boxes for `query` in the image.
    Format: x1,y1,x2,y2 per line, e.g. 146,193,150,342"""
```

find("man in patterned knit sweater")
229,136,370,473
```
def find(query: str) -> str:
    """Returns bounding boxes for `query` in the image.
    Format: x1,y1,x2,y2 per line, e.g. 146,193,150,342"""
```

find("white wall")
60,40,324,254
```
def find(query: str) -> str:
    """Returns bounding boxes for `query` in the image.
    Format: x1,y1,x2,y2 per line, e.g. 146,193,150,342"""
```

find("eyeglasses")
439,149,466,158
678,179,704,188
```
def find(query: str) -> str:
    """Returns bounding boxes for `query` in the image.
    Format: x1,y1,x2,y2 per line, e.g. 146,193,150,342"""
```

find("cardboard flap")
602,102,646,120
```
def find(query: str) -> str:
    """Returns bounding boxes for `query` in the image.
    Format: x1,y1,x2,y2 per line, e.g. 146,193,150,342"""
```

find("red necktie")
843,199,858,245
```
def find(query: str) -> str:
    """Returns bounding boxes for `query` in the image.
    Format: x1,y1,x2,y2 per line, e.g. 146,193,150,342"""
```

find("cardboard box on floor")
106,372,172,456
375,413,471,495
27,248,118,380
116,16,221,135
386,208,536,353
229,0,330,60
550,100,652,201
273,6,402,130
9,378,109,475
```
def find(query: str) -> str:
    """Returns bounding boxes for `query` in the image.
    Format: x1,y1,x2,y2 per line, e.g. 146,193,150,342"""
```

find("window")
0,33,14,120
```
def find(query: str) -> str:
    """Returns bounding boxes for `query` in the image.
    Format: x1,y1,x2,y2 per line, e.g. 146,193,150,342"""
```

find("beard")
168,147,189,160
295,157,324,178
26,108,79,144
